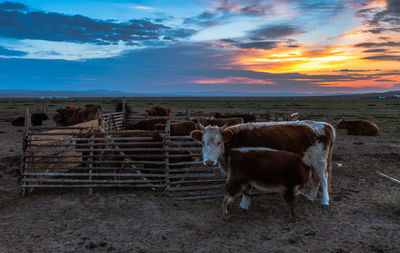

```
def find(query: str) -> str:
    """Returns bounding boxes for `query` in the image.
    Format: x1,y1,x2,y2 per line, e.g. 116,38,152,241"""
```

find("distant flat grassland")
1,96,399,138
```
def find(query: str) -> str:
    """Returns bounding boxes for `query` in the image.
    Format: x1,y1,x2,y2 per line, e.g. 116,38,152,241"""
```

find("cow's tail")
327,125,336,192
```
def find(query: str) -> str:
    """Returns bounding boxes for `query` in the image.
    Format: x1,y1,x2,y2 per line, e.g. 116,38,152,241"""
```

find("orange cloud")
192,77,275,85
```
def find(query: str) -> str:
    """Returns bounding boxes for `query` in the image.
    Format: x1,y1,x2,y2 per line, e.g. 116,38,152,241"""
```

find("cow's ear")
190,130,203,143
222,129,233,143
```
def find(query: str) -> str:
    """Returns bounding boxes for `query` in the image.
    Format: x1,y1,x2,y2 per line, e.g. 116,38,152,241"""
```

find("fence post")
88,128,94,194
164,119,171,195
21,108,31,196
266,108,270,122
186,108,190,120
122,97,126,129
274,113,279,122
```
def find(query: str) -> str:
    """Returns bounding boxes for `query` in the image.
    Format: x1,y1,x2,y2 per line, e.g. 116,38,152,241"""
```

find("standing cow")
223,147,311,221
190,121,335,206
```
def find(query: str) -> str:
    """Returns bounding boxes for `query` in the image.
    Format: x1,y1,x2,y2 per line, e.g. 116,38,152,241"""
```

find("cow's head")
190,124,233,167
335,119,346,129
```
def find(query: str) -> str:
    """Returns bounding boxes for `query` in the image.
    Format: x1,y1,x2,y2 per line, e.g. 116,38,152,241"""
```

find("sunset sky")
0,0,399,95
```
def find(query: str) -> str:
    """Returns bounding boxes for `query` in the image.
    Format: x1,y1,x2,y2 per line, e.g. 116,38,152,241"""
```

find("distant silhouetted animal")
214,112,256,123
147,106,170,116
12,112,49,126
54,104,102,126
336,119,379,136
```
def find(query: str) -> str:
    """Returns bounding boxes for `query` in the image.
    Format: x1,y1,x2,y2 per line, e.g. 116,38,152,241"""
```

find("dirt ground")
0,111,399,253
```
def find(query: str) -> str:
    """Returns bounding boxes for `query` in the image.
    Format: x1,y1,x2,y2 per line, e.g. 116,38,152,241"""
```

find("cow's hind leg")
284,186,297,222
223,181,242,221
239,183,252,211
313,158,330,206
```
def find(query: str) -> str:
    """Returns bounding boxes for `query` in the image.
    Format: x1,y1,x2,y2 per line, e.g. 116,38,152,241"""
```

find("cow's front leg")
223,181,242,221
239,184,251,211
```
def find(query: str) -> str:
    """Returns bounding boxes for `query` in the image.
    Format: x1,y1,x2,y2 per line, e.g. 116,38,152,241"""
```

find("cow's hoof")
320,204,329,209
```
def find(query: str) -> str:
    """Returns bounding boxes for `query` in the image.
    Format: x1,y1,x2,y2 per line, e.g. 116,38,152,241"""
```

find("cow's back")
227,123,318,156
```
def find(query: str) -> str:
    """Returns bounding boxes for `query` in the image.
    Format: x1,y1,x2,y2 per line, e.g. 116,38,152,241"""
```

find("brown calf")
336,119,379,136
223,147,311,222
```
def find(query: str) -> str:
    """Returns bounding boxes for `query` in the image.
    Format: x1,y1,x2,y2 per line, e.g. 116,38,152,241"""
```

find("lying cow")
12,112,49,126
223,147,311,221
190,121,335,206
214,112,256,123
125,117,167,130
196,117,244,127
336,119,379,136
147,106,170,116
154,121,196,136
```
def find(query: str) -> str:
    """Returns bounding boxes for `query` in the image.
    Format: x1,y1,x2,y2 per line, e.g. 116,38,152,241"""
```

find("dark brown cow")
214,112,256,123
12,112,49,126
154,121,196,136
147,106,170,116
196,117,244,127
223,147,311,221
336,119,379,136
125,118,167,130
190,121,335,206
55,104,102,126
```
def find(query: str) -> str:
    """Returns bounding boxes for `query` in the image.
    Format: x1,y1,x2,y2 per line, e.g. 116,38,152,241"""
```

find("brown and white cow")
223,147,311,221
190,121,335,206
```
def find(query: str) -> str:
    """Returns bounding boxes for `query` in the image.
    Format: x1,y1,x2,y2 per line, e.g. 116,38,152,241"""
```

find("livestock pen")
21,104,299,200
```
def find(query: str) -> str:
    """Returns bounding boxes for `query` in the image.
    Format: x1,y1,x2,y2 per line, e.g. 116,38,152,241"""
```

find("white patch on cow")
239,195,251,210
232,147,279,152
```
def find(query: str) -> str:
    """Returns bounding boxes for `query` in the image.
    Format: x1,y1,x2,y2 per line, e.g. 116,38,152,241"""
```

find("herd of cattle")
14,103,381,221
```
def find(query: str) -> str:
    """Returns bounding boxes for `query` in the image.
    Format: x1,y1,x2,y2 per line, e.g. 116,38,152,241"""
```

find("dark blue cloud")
184,0,271,28
235,41,278,49
248,24,304,40
0,2,195,46
0,45,27,56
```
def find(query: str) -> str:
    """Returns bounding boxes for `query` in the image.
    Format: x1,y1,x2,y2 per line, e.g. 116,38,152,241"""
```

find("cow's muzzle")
205,160,216,167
